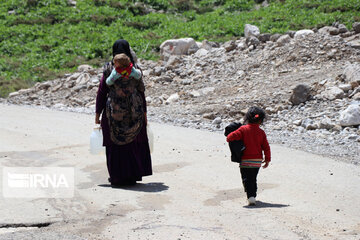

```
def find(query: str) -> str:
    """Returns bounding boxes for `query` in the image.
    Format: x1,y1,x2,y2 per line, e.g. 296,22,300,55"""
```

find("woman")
95,39,152,186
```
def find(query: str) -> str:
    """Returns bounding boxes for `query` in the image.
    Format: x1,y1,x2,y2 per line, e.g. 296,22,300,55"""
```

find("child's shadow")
244,201,289,209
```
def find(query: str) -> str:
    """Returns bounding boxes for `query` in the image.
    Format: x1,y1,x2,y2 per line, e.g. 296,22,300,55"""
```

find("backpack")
224,122,245,163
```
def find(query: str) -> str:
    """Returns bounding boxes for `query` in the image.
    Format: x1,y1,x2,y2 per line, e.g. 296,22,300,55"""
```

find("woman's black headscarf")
112,39,135,64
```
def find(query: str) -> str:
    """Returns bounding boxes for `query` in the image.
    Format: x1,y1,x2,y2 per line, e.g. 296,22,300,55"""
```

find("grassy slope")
0,0,359,97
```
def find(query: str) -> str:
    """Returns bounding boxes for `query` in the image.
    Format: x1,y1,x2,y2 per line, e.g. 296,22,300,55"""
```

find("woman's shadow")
98,182,169,193
244,200,289,208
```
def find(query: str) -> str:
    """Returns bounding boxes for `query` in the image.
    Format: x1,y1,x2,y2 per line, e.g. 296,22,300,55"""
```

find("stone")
212,117,222,125
78,65,94,72
348,40,360,49
322,86,345,100
160,38,198,61
194,48,209,57
270,34,282,42
294,29,315,40
319,118,335,130
223,40,237,52
68,0,77,6
258,33,271,43
166,93,180,103
8,91,19,97
189,90,200,97
352,22,360,34
289,84,311,105
338,84,352,92
237,41,247,50
166,56,181,67
301,118,318,130
153,67,164,76
38,82,51,90
339,104,360,126
246,36,260,47
244,24,260,38
343,63,360,83
337,24,348,34
155,76,173,83
276,35,291,46
351,92,360,100
76,73,91,85
201,40,213,50
329,27,340,35
318,26,333,35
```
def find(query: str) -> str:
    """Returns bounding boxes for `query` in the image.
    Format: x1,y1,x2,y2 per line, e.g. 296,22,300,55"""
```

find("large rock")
276,34,291,46
77,64,94,73
337,24,348,34
352,22,360,34
289,84,311,105
348,39,360,50
223,40,237,52
244,24,260,38
246,36,260,47
343,63,360,83
294,29,314,40
321,86,345,100
166,93,180,104
258,33,271,43
270,34,281,42
160,38,198,61
318,26,334,35
339,104,360,126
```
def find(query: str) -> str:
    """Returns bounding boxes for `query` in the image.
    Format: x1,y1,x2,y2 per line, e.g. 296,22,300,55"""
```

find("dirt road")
0,104,359,240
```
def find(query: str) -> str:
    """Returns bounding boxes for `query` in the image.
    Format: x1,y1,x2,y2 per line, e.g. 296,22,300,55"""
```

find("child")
106,53,142,86
226,106,271,206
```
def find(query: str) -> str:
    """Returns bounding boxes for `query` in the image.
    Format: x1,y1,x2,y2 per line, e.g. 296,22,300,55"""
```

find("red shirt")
115,63,133,78
226,123,271,163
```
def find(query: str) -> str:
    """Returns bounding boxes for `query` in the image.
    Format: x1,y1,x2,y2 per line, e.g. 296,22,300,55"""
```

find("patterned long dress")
95,73,152,185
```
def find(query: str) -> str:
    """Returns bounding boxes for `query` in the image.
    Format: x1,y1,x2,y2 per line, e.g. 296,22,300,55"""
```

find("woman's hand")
262,161,269,169
95,113,101,124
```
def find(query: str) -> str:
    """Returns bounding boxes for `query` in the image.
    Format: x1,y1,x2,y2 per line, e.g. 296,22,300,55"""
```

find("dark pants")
240,167,260,199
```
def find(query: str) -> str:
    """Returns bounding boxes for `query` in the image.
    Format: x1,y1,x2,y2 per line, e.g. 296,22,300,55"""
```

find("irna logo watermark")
3,167,74,198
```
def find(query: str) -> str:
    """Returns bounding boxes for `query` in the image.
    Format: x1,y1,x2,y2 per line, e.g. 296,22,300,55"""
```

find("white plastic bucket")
90,127,104,155
147,124,154,153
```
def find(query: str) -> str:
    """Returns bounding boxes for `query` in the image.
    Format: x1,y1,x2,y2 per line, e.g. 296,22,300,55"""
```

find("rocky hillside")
3,23,360,164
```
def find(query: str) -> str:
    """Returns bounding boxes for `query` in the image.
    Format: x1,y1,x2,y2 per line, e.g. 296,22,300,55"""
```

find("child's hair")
113,53,131,68
244,106,266,124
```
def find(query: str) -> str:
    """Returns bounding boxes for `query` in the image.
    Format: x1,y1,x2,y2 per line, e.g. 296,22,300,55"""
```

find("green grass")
1,0,359,97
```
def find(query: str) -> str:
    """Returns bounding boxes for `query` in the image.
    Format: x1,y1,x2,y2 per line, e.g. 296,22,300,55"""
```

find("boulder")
245,36,260,47
166,93,180,104
258,33,271,43
201,40,219,50
329,27,340,35
348,39,360,50
194,48,209,57
343,63,360,83
318,26,333,35
276,35,291,46
244,24,260,38
270,34,282,42
352,22,360,34
337,24,348,34
289,84,311,105
321,86,345,100
339,104,360,126
160,38,198,61
223,40,237,52
77,65,94,72
294,29,314,40
351,92,360,100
